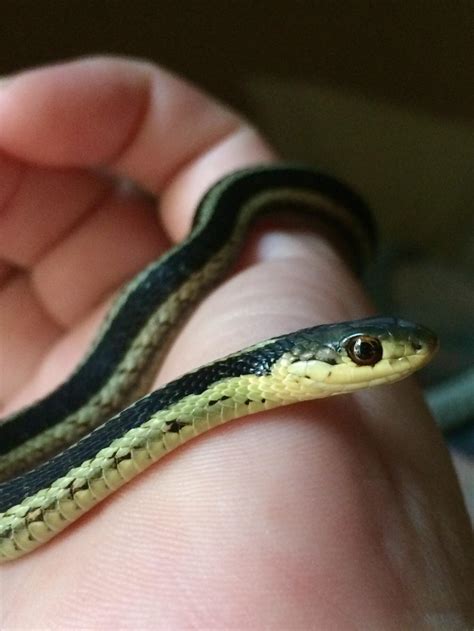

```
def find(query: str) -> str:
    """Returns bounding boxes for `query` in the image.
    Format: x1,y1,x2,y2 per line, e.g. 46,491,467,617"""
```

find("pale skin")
0,58,472,629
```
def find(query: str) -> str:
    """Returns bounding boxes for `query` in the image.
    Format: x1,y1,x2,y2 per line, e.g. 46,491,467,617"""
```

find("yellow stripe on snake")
0,165,437,562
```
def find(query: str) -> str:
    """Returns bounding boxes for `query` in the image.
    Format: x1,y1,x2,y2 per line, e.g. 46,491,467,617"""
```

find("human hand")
0,58,472,628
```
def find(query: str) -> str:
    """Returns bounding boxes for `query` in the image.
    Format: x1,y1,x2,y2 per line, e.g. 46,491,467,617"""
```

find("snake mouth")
398,319,439,355
287,356,430,389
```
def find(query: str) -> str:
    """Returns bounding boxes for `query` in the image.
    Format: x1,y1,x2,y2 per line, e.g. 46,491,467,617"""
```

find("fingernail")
257,228,327,261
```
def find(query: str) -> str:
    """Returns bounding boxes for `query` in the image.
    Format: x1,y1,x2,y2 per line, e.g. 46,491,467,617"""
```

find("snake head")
277,317,438,395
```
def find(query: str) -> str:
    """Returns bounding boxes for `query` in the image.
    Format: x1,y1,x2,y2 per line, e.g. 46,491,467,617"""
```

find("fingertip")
159,126,276,241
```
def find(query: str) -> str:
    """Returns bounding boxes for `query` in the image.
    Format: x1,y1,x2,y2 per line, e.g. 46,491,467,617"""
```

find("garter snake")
0,164,437,562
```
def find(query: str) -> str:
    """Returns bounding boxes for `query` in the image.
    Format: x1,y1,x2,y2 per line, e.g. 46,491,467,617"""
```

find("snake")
0,164,438,563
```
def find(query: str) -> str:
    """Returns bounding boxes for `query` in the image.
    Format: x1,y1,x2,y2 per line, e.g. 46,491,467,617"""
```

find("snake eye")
345,335,383,366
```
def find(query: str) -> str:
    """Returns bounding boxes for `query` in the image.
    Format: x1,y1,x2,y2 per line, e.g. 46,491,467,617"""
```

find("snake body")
0,165,437,562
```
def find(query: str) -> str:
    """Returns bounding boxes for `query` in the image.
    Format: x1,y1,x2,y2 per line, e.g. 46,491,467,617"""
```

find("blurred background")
1,1,473,516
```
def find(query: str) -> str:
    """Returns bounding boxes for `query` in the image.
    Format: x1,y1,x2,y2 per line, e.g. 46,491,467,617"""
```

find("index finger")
0,56,274,240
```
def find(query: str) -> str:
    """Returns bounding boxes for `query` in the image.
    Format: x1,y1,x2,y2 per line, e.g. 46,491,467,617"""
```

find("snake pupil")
345,335,383,366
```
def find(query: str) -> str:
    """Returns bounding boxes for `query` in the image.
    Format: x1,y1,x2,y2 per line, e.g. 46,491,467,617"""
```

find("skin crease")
0,58,472,630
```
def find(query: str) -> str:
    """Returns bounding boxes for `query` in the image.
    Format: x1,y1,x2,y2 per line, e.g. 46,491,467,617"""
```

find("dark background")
1,1,473,120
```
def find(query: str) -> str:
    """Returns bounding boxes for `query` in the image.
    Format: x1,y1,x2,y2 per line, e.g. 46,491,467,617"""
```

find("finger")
0,275,59,405
4,229,471,627
31,188,166,328
0,56,273,240
103,233,474,625
0,57,261,203
0,182,164,404
0,160,111,268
